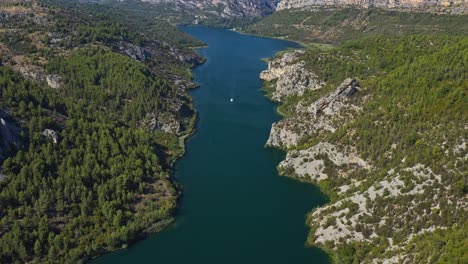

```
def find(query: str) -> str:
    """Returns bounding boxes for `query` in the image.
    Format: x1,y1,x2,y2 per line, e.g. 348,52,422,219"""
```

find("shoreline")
89,40,207,264
259,48,336,262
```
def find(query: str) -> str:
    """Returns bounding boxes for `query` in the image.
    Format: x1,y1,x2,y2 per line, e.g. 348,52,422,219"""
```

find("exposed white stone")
260,50,325,102
266,78,361,148
41,129,58,144
310,164,445,246
279,142,370,181
46,74,62,89
141,112,181,134
276,0,468,11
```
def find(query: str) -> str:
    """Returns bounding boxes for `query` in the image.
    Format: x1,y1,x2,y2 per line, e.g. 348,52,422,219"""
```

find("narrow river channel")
94,26,330,264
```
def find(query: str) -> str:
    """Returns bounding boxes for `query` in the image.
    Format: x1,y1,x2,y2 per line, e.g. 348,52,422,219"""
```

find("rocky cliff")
260,50,324,102
277,0,467,11
139,0,280,18
261,51,361,148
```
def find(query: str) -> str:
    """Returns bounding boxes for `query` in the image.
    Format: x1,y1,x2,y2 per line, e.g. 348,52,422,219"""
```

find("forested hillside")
73,0,276,28
0,0,203,262
261,33,467,263
244,8,468,44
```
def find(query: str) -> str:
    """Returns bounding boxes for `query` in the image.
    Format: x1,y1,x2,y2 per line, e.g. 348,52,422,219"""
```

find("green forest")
0,0,201,262
0,65,178,263
244,8,468,44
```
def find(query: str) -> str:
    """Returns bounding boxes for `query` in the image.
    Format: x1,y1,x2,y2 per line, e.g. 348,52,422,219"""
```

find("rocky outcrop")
46,74,62,89
266,78,361,148
266,118,311,148
309,78,359,116
118,41,148,61
140,0,280,18
276,0,468,12
141,112,181,134
310,164,445,248
41,129,59,144
260,50,325,102
17,65,46,83
279,142,369,181
16,65,64,89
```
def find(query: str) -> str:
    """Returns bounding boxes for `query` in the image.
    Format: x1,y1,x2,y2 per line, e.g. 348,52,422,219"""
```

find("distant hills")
104,0,467,23
277,0,467,14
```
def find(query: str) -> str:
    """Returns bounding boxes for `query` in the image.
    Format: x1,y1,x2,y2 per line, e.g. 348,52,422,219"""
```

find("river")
94,26,330,264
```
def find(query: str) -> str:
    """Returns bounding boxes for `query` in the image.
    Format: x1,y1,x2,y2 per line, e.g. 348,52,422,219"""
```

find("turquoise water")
94,26,330,264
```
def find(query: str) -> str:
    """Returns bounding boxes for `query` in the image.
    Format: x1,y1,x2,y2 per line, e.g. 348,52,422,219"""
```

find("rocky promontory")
262,51,362,149
260,50,325,102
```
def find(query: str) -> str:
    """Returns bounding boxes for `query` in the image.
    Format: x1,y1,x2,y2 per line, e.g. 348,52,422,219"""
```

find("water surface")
95,26,330,264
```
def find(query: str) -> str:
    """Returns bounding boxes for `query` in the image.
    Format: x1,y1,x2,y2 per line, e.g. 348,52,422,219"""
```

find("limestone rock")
17,65,46,83
141,112,181,134
308,78,360,116
139,0,280,18
310,164,444,248
266,119,307,148
266,78,361,148
118,41,147,61
46,74,62,89
260,50,325,102
41,129,58,144
278,142,370,181
276,0,468,12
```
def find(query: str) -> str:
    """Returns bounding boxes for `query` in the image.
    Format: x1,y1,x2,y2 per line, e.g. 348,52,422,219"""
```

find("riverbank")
258,34,468,263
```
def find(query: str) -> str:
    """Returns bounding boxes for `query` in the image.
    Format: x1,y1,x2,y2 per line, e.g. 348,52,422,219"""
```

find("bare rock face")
0,1,32,23
266,119,308,148
46,74,62,89
310,164,445,251
260,50,325,102
141,112,181,134
309,78,359,116
17,65,46,83
41,129,59,144
118,41,147,61
278,142,370,181
276,0,468,11
15,65,63,89
266,78,361,148
140,0,280,18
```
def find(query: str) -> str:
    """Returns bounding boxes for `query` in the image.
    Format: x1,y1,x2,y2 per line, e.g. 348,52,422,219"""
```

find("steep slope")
277,0,467,13
0,0,203,262
139,0,280,17
244,8,468,44
86,0,280,26
261,35,467,263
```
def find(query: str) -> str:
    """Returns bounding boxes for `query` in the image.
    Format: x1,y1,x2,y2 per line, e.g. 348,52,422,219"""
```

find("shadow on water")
93,26,331,264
